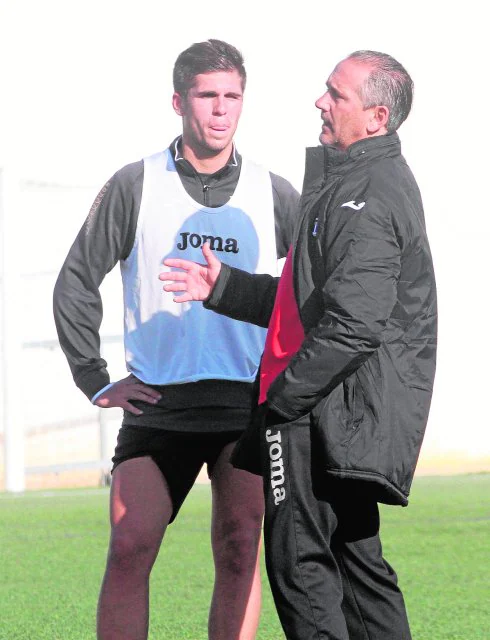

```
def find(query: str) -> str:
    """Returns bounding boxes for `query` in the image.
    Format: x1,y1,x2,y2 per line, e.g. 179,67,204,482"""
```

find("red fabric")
259,247,305,404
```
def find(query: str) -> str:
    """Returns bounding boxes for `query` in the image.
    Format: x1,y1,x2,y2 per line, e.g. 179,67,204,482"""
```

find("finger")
201,242,219,268
163,283,188,292
159,270,188,282
139,386,162,401
173,292,193,303
133,387,162,401
122,401,144,415
162,258,197,270
127,383,161,401
129,390,161,403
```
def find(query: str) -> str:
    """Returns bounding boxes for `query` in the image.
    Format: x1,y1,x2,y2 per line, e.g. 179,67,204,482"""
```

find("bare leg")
97,457,173,640
208,442,264,640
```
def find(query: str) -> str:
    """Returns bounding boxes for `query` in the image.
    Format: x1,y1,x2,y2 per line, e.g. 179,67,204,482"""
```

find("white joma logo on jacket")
341,200,365,210
266,429,286,505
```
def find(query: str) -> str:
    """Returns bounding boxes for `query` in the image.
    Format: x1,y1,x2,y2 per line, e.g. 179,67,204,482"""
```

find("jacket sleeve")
53,162,143,400
266,195,402,421
204,263,279,328
270,172,300,258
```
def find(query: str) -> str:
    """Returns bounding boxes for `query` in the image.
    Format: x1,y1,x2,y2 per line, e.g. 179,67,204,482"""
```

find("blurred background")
1,0,488,491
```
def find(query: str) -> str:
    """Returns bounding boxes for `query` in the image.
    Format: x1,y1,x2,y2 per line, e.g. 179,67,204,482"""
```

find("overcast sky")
1,0,488,460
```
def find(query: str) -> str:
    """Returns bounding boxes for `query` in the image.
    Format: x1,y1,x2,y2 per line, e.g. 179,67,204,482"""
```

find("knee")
214,517,262,577
107,528,160,574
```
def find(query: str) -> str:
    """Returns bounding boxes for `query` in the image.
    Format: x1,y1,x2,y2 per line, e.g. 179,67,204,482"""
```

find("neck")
180,140,234,174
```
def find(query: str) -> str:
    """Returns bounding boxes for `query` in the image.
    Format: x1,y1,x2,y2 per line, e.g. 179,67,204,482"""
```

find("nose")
315,91,330,112
213,96,227,115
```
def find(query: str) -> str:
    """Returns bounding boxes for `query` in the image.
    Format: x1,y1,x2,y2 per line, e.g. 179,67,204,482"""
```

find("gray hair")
346,50,414,133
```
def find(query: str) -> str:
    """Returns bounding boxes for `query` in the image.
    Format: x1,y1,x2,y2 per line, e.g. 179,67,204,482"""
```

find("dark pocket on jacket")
343,374,363,430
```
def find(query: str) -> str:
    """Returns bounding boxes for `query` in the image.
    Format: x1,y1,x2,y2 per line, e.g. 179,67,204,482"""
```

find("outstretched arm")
160,243,279,328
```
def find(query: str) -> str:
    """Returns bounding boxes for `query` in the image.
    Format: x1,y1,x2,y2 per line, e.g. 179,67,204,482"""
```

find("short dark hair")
173,39,246,97
346,50,414,133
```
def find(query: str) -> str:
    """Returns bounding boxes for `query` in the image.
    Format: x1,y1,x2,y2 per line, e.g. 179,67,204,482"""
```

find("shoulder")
113,159,144,190
237,155,300,211
239,156,299,200
338,152,416,209
269,171,299,195
91,160,145,213
364,155,421,219
269,171,300,206
87,160,144,228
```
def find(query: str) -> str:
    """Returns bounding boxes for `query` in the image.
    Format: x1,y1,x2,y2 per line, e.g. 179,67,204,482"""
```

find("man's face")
173,70,244,156
315,59,374,150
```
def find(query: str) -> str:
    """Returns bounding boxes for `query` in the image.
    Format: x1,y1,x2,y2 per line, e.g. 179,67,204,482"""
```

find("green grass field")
0,474,488,639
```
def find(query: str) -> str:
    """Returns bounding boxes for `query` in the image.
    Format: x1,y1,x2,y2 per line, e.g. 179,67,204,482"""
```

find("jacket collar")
303,132,401,191
324,131,401,168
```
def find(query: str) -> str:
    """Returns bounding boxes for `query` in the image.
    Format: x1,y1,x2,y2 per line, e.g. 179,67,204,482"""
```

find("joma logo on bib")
266,429,286,505
177,232,239,253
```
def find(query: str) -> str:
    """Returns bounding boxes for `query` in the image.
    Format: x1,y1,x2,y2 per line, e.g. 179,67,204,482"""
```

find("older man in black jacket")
161,50,437,640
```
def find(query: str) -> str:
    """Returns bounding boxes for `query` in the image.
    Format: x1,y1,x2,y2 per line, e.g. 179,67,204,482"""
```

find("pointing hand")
159,242,222,302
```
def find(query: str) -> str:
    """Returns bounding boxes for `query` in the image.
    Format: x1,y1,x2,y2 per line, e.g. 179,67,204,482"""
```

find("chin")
319,133,332,146
206,138,232,152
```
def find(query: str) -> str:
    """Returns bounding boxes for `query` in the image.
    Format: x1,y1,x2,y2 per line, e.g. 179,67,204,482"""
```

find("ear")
367,105,389,135
172,92,185,116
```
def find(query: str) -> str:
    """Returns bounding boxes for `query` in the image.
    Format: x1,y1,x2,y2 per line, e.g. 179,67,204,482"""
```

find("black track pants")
261,417,412,640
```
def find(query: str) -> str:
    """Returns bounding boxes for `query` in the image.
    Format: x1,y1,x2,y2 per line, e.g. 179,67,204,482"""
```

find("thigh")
112,425,205,524
110,456,172,553
210,440,264,544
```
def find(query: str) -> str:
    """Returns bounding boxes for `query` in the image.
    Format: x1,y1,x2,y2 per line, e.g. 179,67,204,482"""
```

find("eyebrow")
195,90,242,98
326,79,341,96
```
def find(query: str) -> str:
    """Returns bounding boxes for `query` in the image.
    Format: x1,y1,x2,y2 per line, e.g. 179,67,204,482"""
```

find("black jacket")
205,133,437,506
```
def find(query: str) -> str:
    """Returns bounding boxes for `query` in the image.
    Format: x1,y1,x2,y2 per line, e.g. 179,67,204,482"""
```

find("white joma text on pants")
266,429,286,505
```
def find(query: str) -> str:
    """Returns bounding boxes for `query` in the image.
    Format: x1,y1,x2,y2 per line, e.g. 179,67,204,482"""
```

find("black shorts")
112,423,242,523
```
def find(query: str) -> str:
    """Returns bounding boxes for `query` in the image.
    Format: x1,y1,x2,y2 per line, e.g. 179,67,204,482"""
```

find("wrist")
91,382,114,404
